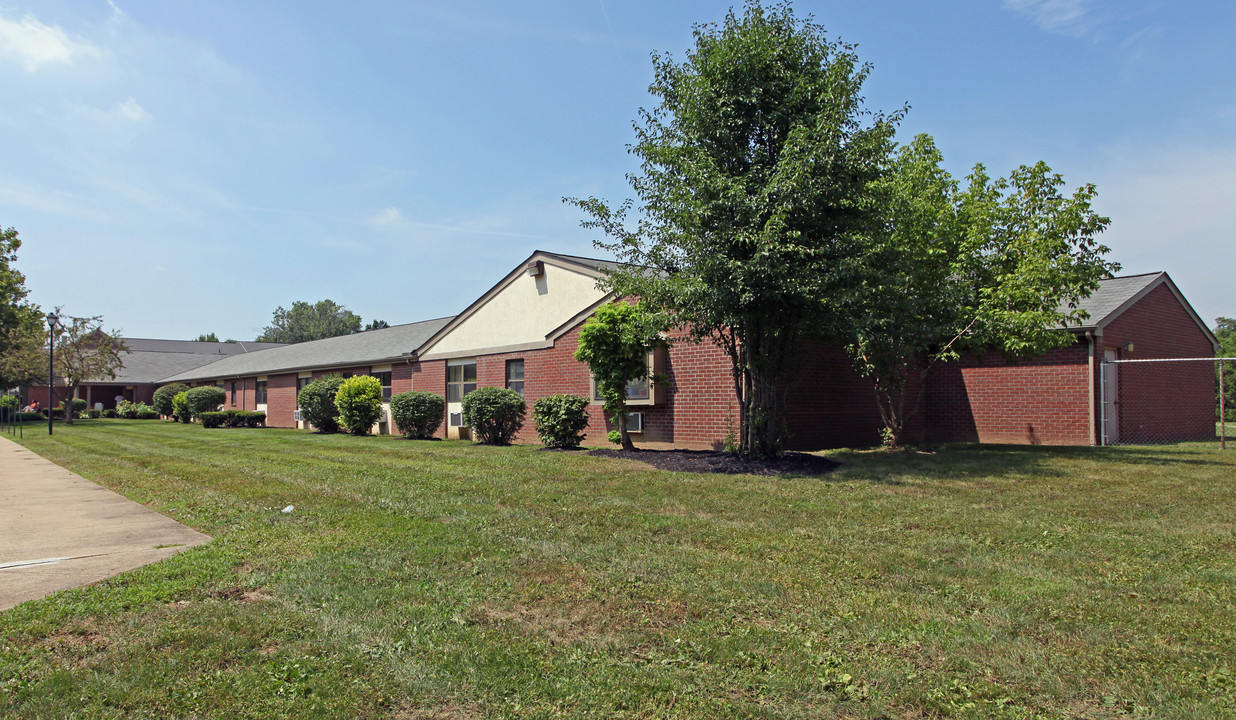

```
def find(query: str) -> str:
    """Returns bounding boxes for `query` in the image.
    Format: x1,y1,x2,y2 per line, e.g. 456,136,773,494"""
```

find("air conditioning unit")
627,411,645,433
293,410,303,422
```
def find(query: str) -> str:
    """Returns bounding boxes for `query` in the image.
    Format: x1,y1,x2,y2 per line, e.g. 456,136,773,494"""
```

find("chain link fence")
1099,358,1232,448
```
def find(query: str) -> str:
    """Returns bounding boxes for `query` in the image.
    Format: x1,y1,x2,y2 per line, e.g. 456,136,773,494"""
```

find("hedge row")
200,410,266,429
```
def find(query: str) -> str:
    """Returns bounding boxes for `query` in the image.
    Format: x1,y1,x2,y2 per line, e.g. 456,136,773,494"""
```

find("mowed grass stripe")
2,420,1234,718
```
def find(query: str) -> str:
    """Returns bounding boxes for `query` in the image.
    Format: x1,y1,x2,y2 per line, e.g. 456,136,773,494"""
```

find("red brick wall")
411,359,447,438
1097,283,1216,443
266,373,297,428
783,339,921,449
925,342,1091,445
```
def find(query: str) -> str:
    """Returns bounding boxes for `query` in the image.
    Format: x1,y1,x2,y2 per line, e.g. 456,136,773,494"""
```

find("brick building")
156,253,1217,449
20,339,284,412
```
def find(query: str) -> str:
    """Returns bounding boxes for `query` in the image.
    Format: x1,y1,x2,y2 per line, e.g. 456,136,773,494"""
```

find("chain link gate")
1099,357,1231,448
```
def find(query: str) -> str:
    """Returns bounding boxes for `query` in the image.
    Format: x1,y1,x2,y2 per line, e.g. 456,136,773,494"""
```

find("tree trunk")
618,411,636,451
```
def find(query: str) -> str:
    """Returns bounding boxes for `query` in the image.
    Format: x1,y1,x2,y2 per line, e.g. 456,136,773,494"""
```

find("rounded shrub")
298,375,344,433
200,411,227,428
172,391,190,422
532,394,591,448
335,375,383,435
461,386,526,445
185,386,226,419
153,382,189,417
389,391,445,439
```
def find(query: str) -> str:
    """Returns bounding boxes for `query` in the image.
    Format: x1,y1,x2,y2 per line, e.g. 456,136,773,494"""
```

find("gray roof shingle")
1063,272,1164,329
99,339,285,384
159,316,454,383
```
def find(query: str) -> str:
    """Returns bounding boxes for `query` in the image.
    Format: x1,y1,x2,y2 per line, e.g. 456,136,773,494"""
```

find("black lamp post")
46,312,59,436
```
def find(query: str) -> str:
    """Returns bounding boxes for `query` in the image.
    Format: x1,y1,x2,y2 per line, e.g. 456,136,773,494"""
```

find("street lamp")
46,311,59,436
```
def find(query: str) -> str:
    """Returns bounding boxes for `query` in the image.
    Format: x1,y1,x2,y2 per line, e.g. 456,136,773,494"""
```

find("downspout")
1086,331,1097,446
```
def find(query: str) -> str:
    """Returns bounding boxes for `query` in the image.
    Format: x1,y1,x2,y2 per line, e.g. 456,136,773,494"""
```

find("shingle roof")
1063,272,1164,329
100,339,286,384
159,316,455,383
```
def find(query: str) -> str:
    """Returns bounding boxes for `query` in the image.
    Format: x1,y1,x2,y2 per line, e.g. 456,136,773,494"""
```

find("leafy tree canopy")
195,332,220,342
256,300,362,344
574,302,669,450
364,319,390,332
569,1,897,457
852,134,1119,445
0,225,45,388
51,312,129,424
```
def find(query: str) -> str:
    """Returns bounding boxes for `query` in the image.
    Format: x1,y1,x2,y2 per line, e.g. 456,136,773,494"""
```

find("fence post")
1221,358,1226,451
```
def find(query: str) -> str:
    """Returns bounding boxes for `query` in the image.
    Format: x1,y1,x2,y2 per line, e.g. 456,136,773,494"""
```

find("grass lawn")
2,421,1234,719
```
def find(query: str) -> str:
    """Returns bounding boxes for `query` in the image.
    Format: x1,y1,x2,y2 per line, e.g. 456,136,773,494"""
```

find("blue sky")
2,0,1233,340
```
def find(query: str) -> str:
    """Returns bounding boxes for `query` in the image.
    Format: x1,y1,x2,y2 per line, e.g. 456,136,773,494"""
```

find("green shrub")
298,375,344,433
185,386,226,419
17,411,43,422
532,394,591,448
116,400,138,419
172,391,190,422
86,409,102,419
389,391,445,439
243,411,266,428
136,408,159,420
153,383,189,417
200,411,227,428
60,398,87,414
461,386,526,445
0,395,17,410
335,375,383,435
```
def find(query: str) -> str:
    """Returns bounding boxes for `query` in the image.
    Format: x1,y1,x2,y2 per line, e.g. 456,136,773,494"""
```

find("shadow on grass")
825,440,1234,485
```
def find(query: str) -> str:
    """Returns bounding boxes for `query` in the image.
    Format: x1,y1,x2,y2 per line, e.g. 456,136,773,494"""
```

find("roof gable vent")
525,260,544,278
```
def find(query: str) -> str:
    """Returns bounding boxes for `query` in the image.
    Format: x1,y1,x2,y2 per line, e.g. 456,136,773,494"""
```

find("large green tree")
257,300,363,344
569,2,898,457
851,135,1119,446
0,225,45,389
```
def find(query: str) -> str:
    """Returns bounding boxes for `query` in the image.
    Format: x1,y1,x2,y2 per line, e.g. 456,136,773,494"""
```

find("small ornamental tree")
184,386,226,419
461,386,526,445
574,302,668,451
153,382,190,418
390,390,445,439
171,391,190,423
532,394,591,449
335,375,383,435
298,375,344,433
50,312,129,425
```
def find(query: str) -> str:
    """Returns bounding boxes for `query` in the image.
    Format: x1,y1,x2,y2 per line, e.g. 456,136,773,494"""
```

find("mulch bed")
587,448,839,476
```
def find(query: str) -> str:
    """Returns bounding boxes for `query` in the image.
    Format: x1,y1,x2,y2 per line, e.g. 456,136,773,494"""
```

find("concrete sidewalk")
0,435,210,611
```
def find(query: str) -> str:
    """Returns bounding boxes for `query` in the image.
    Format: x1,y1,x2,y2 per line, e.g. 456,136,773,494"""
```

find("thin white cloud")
113,97,151,122
364,205,545,239
366,206,404,227
1001,0,1097,37
0,12,103,72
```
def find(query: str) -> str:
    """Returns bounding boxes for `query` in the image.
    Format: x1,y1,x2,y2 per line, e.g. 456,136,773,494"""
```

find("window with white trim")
505,360,525,398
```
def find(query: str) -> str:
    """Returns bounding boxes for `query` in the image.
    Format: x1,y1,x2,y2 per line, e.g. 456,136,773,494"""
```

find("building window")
505,360,525,397
296,377,312,407
230,382,237,404
372,371,392,401
255,380,267,405
447,362,477,403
